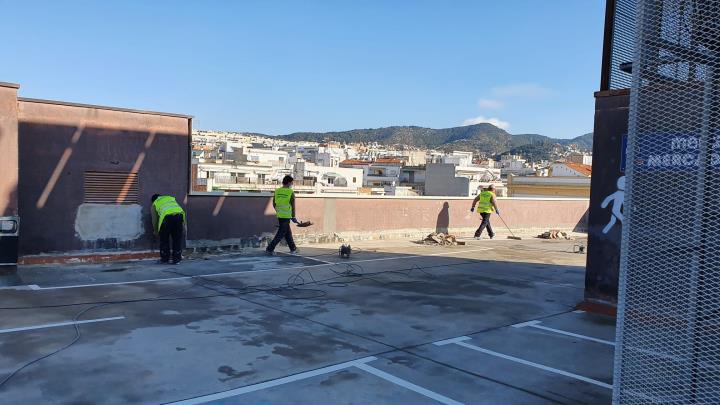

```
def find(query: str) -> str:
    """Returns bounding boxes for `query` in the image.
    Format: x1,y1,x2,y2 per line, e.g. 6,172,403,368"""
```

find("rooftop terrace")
0,237,614,404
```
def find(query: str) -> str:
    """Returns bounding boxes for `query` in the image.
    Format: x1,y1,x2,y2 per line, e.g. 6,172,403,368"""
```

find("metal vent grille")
83,171,139,204
615,0,720,403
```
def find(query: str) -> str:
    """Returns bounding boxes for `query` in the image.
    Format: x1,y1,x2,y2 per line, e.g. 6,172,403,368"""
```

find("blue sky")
1,0,605,138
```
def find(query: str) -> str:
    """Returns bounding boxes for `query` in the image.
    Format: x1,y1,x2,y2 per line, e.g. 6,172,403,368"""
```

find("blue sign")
634,133,720,171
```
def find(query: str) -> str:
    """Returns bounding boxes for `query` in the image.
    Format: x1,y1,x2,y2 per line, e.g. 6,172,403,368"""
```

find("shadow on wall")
18,123,188,255
186,194,279,248
573,208,590,232
436,202,449,234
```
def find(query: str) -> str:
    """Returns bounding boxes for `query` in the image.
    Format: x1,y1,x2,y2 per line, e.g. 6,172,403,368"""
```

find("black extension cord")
0,259,468,390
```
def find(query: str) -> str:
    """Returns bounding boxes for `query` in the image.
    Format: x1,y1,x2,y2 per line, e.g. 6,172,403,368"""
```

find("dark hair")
151,194,161,203
282,175,294,185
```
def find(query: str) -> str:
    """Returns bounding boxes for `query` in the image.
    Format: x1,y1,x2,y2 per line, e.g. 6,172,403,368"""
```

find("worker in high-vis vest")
151,194,186,264
470,184,500,240
266,175,299,255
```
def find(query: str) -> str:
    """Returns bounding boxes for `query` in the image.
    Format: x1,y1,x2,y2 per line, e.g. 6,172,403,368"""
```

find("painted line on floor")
433,336,612,390
354,362,463,405
0,316,125,334
512,320,615,346
35,263,329,289
34,248,491,290
218,256,278,263
287,254,335,265
167,356,378,404
0,284,41,291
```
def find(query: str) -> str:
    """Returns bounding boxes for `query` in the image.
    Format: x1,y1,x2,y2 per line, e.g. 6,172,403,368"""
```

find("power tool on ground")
339,244,352,259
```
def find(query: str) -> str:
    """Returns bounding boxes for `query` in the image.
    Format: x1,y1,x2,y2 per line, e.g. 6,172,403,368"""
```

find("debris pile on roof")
423,232,465,246
537,230,574,240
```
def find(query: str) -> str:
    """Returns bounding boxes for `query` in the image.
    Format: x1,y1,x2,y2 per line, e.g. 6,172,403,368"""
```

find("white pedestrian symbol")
601,176,625,234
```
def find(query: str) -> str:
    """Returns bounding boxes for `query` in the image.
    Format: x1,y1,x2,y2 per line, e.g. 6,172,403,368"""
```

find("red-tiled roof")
563,162,592,176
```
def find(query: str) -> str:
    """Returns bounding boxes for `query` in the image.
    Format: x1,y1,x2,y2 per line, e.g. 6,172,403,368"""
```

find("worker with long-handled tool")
470,184,500,240
266,175,301,255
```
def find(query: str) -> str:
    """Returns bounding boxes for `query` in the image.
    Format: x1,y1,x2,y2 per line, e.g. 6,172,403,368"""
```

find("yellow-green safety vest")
477,190,496,214
274,187,294,219
153,195,185,232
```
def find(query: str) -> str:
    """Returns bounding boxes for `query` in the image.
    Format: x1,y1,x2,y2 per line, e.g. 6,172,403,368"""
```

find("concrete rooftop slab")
0,237,615,404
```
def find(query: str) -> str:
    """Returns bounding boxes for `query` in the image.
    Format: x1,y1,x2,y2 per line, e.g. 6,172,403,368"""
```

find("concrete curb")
19,251,157,265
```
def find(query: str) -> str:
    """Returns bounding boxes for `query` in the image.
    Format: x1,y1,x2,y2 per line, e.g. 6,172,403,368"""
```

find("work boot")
474,236,482,240
289,250,299,255
265,250,275,256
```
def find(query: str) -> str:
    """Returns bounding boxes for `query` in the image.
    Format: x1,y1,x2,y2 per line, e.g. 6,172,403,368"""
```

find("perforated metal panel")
609,0,638,89
614,0,720,403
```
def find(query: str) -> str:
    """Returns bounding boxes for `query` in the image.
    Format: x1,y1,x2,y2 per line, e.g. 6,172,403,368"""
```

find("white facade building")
425,163,504,197
500,154,537,176
443,151,474,167
294,160,364,194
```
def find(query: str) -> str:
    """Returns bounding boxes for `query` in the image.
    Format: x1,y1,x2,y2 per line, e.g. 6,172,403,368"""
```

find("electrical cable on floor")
0,258,463,389
161,268,579,405
499,244,585,254
0,282,203,390
276,246,376,259
0,260,451,311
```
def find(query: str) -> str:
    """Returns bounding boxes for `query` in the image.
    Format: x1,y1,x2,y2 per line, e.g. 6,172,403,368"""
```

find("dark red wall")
186,195,277,243
18,102,190,255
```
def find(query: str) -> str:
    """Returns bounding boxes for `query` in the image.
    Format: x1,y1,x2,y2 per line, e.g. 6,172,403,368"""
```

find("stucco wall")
0,83,19,217
187,194,589,246
18,99,191,255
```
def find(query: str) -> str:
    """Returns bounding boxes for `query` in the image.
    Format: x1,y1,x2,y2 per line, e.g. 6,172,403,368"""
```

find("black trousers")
474,213,495,238
159,214,184,262
266,218,297,252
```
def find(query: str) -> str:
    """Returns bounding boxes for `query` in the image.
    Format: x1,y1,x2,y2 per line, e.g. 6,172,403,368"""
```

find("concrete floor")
0,238,615,404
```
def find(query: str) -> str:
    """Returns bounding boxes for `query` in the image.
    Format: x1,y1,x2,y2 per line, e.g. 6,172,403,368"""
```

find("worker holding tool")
470,184,500,240
151,194,186,264
266,175,299,255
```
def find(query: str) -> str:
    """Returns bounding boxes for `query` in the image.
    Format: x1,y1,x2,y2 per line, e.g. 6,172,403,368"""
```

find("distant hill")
281,124,592,159
564,132,594,150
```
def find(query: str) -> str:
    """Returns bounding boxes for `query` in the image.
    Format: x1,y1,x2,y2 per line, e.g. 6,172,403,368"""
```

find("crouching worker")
151,194,186,264
266,175,299,255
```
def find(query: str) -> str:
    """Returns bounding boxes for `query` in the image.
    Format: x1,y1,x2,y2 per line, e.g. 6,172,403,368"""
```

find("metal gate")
614,0,720,403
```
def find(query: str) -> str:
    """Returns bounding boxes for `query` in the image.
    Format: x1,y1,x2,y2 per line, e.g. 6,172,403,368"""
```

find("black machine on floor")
339,244,352,259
